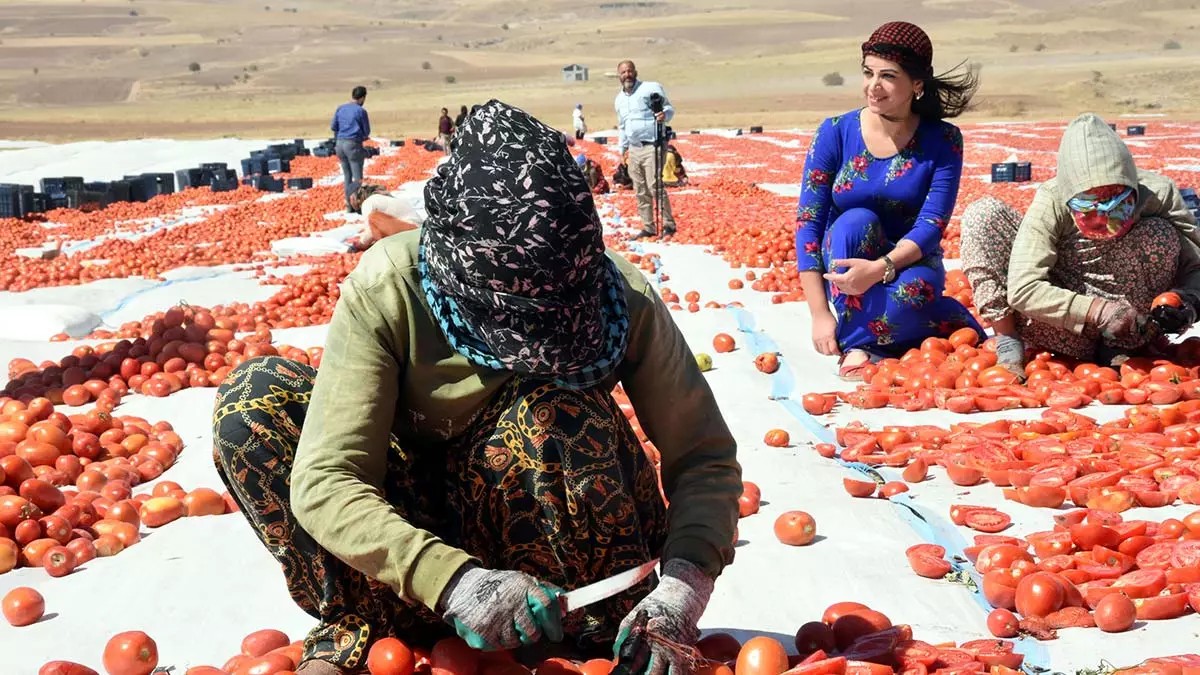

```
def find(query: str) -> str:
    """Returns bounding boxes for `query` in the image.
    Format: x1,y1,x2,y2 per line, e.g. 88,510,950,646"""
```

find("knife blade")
558,559,659,613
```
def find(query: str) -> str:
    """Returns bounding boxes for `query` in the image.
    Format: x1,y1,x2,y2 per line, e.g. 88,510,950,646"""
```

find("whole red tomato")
367,637,416,675
103,631,158,675
773,511,816,546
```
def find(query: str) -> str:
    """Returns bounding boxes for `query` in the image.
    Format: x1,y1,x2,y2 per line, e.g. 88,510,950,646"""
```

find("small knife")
558,559,660,613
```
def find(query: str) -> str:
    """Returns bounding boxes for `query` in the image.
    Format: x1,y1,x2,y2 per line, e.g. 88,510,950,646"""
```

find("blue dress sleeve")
795,117,841,273
903,124,963,257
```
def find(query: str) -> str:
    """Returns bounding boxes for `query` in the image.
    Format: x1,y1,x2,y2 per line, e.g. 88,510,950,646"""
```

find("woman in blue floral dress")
796,21,985,379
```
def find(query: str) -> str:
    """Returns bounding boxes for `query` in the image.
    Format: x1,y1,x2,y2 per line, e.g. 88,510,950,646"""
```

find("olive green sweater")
288,229,741,613
1008,113,1200,333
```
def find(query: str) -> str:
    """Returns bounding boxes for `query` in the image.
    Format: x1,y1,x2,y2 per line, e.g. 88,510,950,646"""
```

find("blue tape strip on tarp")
98,270,228,323
722,304,1050,670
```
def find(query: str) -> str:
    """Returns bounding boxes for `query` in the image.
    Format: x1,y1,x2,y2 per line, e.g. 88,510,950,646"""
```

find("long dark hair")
909,60,979,120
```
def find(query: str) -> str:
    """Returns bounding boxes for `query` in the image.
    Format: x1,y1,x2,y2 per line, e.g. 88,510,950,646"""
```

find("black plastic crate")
390,140,406,147
1128,125,1146,136
123,175,157,202
593,136,608,144
267,158,291,173
201,162,228,172
107,180,133,204
293,139,307,150
40,176,84,198
4,184,36,217
1109,123,1117,131
296,148,311,157
210,178,238,193
267,144,297,161
313,147,332,158
146,173,175,195
29,193,48,214
241,158,266,177
176,168,203,189
84,181,110,192
252,176,285,192
1014,162,1032,182
690,130,701,134
749,126,764,134
365,146,381,158
287,177,314,190
991,162,1016,183
66,189,111,212
0,185,24,218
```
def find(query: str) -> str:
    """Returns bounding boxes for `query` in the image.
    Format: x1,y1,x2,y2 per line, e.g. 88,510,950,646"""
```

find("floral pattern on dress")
868,314,895,346
833,150,871,194
884,137,920,184
892,278,936,308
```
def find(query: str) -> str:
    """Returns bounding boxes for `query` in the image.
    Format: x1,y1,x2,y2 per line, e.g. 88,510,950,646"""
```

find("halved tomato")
1133,591,1191,620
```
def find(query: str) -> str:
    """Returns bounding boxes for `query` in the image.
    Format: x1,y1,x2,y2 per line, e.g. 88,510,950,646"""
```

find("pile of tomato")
0,392,235,583
7,305,325,404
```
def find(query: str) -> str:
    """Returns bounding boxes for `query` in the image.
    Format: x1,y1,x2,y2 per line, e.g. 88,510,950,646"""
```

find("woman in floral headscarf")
795,21,984,380
960,113,1200,376
211,100,740,675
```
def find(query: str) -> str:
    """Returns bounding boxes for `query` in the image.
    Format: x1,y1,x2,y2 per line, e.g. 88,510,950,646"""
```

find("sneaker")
632,229,657,240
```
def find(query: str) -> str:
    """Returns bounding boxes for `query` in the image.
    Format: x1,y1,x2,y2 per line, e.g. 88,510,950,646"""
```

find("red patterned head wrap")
862,22,934,78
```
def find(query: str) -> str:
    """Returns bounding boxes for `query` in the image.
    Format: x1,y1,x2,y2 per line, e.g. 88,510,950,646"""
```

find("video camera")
648,93,665,114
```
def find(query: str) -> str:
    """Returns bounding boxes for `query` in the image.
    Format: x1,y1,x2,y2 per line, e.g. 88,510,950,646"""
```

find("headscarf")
419,99,630,389
1068,184,1139,240
862,22,934,78
575,153,588,167
349,182,388,213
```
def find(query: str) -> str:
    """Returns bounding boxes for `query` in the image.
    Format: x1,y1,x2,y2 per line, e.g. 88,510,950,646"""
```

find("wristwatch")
879,255,897,284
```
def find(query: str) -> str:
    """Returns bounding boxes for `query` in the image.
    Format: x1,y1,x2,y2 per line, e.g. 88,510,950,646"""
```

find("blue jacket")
331,102,371,141
614,81,674,153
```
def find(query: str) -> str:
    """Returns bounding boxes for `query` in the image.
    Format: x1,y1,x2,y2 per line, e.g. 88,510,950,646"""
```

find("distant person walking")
615,60,676,239
331,86,371,212
454,105,469,130
438,107,454,152
573,103,587,140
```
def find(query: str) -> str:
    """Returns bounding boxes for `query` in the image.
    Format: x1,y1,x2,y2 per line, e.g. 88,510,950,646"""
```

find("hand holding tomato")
822,258,884,297
811,312,841,356
614,559,713,675
1150,289,1198,335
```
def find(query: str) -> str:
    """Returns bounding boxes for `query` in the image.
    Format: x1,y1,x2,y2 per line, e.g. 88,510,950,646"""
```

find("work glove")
614,559,714,675
439,564,564,651
1150,290,1200,335
1086,298,1148,343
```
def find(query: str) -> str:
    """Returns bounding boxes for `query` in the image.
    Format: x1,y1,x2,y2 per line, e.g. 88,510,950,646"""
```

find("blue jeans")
335,139,365,208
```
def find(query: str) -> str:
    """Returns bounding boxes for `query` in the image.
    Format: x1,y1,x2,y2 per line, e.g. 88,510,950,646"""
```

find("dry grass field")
0,0,1198,140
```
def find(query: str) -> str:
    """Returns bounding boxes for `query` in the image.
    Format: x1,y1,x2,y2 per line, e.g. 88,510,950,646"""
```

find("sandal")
837,350,872,382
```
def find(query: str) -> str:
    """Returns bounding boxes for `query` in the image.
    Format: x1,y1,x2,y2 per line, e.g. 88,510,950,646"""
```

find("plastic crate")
241,158,266,177
1128,125,1146,136
390,140,406,147
210,178,238,193
39,176,84,198
147,173,175,195
267,158,291,173
313,147,333,158
749,126,764,134
176,169,203,189
107,180,133,204
7,184,36,216
201,162,228,171
124,175,157,202
991,162,1016,183
30,193,48,214
1014,162,1032,182
287,177,314,190
0,185,24,218
67,189,111,212
593,136,608,144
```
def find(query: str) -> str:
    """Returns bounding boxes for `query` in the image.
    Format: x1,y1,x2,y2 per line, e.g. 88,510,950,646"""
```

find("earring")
916,92,924,100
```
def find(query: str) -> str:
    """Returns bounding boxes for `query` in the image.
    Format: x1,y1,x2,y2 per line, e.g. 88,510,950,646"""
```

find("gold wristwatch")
879,255,896,284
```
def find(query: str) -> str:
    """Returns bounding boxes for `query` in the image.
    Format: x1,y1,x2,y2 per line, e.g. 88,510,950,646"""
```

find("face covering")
1067,184,1138,240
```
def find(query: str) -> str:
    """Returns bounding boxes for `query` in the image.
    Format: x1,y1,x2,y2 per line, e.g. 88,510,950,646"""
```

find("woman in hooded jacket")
960,112,1200,377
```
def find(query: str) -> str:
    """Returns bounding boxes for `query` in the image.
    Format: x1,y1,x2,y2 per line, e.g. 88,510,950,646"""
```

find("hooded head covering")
419,99,629,389
862,22,934,78
1057,113,1142,240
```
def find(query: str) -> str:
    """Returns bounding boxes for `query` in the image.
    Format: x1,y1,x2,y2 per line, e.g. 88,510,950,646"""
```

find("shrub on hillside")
822,72,844,86
1165,39,1182,50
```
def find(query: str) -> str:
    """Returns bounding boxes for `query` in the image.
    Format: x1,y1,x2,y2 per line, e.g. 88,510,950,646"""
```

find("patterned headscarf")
419,99,630,389
862,22,934,78
1068,184,1139,240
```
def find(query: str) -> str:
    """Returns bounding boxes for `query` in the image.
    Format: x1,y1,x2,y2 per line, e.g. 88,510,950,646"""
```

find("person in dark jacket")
455,105,469,129
331,86,371,212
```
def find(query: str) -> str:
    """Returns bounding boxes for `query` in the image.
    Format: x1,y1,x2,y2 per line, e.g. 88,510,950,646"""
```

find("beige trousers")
626,144,676,233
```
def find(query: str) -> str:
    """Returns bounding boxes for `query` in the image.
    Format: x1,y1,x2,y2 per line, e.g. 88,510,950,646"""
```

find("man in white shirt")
572,103,587,140
614,60,676,239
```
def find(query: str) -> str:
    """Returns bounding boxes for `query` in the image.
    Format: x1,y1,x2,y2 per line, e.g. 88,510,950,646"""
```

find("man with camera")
331,85,371,212
615,60,676,239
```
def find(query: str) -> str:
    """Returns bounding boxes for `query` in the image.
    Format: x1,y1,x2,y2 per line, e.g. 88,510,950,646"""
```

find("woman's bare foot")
296,660,346,675
837,349,871,381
